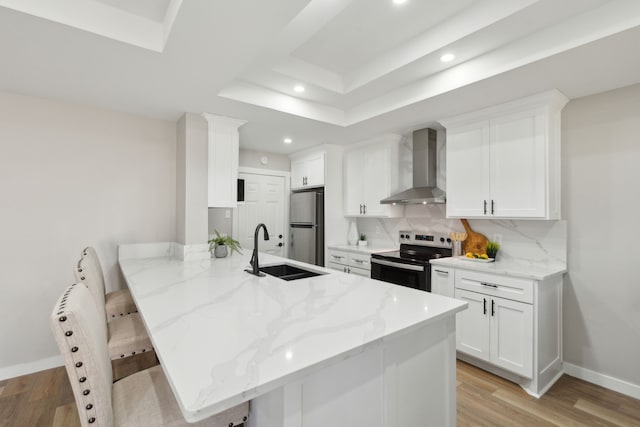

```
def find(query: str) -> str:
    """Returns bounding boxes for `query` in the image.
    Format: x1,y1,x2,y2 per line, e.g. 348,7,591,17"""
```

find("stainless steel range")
371,231,453,292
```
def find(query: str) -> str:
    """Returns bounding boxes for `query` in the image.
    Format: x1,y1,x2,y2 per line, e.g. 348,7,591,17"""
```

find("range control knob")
439,237,445,243
446,238,452,243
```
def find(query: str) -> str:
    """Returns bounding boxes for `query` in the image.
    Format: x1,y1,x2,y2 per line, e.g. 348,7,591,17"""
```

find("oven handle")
371,258,425,272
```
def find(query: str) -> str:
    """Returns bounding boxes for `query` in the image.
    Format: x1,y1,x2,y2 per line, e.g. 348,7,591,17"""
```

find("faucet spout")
245,223,270,276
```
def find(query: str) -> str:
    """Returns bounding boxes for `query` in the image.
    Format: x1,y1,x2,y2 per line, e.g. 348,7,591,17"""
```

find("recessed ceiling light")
284,138,292,144
294,85,305,93
393,0,407,4
440,53,455,63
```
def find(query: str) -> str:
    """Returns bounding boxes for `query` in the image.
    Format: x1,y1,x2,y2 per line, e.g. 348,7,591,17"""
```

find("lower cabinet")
456,289,533,378
431,266,454,298
435,264,563,397
327,249,371,277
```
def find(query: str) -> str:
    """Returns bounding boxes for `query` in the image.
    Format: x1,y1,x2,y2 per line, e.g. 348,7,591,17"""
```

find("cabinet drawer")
349,253,371,271
455,270,533,304
327,250,348,266
328,261,347,272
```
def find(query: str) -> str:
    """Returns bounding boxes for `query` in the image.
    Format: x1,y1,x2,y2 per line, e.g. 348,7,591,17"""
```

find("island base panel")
249,316,457,427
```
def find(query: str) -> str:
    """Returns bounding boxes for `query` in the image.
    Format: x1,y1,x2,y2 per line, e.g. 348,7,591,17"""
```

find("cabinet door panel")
446,122,491,217
490,297,533,378
291,158,306,190
305,152,325,187
362,144,391,216
454,289,490,361
431,267,454,298
343,151,363,216
490,112,546,218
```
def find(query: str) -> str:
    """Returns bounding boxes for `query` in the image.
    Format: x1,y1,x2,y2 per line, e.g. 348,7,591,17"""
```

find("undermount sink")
259,264,325,281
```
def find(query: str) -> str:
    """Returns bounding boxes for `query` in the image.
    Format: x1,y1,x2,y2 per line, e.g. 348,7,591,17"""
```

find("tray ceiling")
1,0,639,153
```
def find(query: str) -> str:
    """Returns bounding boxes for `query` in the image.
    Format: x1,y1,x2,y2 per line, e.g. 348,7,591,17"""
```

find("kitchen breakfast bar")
118,243,467,426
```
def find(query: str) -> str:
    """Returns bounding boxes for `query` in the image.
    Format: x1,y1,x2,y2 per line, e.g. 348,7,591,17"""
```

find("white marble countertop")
119,243,466,422
327,243,397,254
430,256,567,280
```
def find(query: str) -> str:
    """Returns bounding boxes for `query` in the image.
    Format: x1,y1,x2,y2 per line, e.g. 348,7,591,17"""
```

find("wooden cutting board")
461,219,489,255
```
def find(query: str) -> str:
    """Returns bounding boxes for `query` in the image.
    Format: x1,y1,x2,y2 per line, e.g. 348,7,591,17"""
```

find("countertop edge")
429,257,567,280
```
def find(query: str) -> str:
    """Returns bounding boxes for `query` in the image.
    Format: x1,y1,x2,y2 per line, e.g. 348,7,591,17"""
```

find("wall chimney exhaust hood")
380,128,446,205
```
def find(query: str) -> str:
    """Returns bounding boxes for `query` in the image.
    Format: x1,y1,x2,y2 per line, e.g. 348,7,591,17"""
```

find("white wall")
240,149,290,172
0,91,176,378
562,84,640,391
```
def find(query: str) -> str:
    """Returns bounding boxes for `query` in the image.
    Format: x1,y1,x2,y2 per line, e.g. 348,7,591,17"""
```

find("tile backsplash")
354,204,566,267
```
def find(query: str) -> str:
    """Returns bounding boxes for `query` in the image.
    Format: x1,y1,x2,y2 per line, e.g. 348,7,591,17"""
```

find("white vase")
347,221,359,245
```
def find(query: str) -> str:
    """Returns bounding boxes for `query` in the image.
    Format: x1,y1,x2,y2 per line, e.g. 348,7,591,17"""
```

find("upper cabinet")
202,113,247,208
343,134,404,218
441,90,568,220
290,151,325,190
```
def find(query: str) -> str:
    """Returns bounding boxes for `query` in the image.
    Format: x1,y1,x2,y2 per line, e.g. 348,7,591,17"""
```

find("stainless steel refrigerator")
289,190,324,266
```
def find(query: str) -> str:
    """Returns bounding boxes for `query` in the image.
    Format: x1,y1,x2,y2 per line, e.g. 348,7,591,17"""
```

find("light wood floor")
1,357,638,426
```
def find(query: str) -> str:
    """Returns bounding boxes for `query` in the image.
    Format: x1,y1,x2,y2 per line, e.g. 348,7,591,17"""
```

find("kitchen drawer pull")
491,199,495,215
331,255,344,260
481,282,497,288
353,259,366,264
434,269,448,274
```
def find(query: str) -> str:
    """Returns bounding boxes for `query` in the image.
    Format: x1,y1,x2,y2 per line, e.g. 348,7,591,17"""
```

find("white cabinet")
291,151,325,190
430,266,454,298
449,267,562,397
327,249,371,277
343,135,404,218
441,90,568,219
202,113,247,208
455,288,533,378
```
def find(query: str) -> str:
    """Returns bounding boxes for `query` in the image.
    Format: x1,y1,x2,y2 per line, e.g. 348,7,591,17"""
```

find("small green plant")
360,233,367,241
208,230,242,255
486,241,500,259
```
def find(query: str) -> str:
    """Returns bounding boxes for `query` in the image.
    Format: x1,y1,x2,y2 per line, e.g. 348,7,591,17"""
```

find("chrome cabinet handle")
363,204,367,214
331,255,344,260
353,259,365,264
434,269,448,274
491,199,495,215
483,200,487,215
483,298,487,315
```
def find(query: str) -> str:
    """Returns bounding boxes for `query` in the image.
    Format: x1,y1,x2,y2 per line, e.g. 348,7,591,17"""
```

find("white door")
237,173,286,256
455,289,490,362
490,110,546,218
490,296,533,378
446,121,491,218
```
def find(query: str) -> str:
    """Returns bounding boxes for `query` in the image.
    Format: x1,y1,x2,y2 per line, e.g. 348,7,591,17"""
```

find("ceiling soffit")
0,0,183,52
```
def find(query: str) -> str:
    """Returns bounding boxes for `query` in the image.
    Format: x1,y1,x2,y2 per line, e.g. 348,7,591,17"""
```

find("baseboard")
0,355,63,381
563,362,640,400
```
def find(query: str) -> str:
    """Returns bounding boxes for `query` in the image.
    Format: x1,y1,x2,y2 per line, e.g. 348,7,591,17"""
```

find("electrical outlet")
225,210,231,219
492,234,502,245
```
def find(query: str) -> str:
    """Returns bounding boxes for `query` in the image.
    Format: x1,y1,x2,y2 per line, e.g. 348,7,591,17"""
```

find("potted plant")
486,241,500,259
358,233,368,246
208,230,242,258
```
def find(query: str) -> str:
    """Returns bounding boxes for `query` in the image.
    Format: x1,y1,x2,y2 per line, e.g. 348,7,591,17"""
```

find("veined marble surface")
118,243,466,422
430,257,566,280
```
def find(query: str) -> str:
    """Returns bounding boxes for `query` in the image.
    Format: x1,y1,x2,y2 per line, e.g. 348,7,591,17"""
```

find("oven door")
370,258,429,292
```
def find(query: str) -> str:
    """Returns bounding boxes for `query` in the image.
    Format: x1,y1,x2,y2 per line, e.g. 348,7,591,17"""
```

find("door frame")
233,167,291,258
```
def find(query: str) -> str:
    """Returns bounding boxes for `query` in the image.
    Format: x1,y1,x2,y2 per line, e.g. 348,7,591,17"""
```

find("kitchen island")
119,242,467,426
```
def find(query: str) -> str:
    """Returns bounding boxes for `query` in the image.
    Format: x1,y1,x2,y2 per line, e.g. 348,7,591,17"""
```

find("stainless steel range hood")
380,128,446,205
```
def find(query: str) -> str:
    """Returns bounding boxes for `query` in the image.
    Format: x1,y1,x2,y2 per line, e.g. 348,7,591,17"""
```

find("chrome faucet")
245,223,270,276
